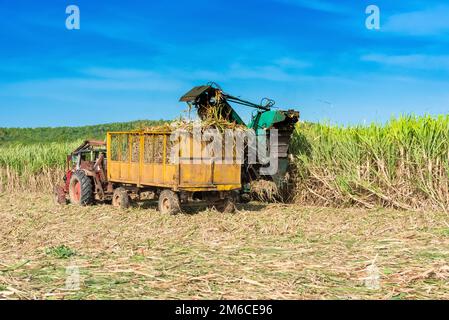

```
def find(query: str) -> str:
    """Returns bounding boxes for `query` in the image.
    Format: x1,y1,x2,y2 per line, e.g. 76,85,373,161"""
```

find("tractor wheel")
112,188,130,209
69,170,94,206
158,190,181,215
215,196,236,213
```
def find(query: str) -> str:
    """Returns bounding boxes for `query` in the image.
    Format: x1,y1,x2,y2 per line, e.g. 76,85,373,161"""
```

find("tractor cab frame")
55,140,108,205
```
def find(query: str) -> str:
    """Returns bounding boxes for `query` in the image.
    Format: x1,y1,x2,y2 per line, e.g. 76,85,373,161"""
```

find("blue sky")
0,0,448,127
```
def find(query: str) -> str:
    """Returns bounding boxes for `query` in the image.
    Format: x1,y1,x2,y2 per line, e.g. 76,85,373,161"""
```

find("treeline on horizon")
0,120,167,144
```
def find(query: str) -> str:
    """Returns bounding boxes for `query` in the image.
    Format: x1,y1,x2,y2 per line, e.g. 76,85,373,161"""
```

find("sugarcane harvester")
54,83,299,211
179,84,300,200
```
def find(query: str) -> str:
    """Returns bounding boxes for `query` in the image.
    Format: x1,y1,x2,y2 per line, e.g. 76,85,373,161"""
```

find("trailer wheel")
239,193,252,204
158,190,181,215
216,197,236,213
69,170,94,206
112,188,130,209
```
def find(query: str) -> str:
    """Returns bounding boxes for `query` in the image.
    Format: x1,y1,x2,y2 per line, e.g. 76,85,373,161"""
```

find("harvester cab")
180,83,300,200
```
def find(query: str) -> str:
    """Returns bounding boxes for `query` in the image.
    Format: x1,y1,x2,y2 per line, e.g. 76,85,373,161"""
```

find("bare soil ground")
0,192,448,300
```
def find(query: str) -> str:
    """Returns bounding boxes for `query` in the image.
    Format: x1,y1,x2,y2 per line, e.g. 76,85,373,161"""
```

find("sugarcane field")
1,1,448,308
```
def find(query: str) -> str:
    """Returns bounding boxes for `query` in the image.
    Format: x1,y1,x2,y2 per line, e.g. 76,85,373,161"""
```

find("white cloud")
82,68,158,80
0,67,189,104
0,58,313,106
275,0,349,14
361,54,449,71
384,5,449,36
227,63,293,81
274,57,311,69
220,57,311,82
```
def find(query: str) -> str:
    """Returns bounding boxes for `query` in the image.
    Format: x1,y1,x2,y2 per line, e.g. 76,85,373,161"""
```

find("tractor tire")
112,187,130,209
69,170,94,206
158,190,181,215
216,196,236,214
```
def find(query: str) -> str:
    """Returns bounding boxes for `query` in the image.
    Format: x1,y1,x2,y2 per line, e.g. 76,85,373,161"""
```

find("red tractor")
54,140,111,206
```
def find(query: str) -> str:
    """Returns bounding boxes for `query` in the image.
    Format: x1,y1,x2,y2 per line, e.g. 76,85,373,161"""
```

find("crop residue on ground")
0,193,448,300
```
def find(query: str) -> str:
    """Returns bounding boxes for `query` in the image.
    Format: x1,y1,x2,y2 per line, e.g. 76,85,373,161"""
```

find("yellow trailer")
105,129,241,214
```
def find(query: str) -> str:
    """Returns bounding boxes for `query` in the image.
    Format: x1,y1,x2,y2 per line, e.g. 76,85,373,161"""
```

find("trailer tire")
112,188,130,209
239,193,252,204
216,197,236,214
69,170,94,206
158,190,181,215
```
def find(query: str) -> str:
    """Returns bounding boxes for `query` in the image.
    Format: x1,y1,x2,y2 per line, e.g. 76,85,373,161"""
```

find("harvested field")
0,192,448,300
